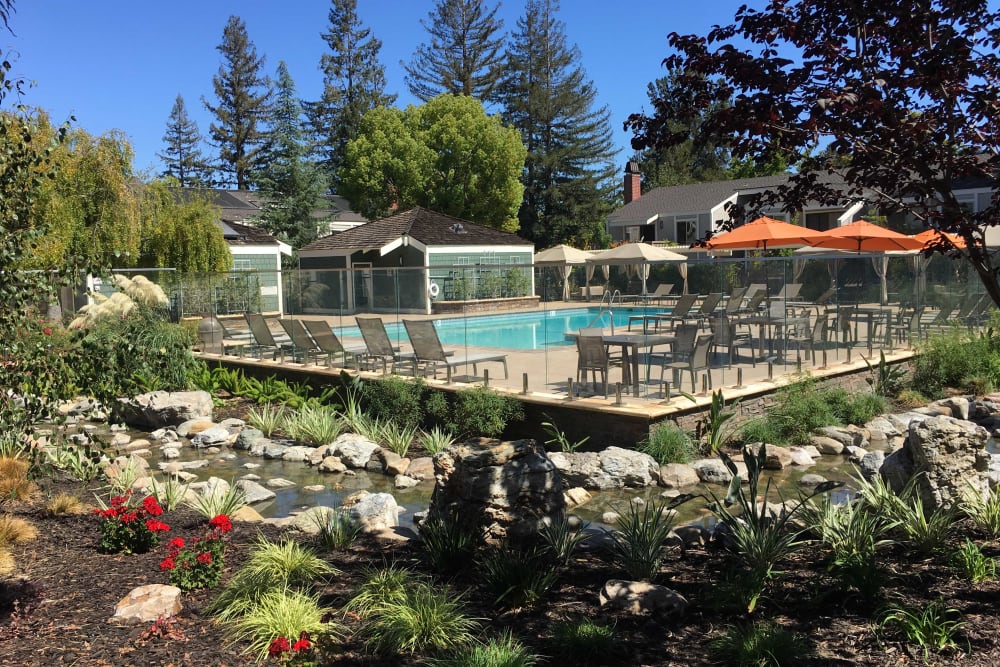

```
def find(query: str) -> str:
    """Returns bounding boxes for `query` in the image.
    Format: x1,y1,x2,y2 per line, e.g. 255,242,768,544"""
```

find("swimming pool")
335,307,666,351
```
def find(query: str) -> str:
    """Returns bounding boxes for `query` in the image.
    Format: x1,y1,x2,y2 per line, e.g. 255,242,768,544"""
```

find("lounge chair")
402,319,508,382
648,283,675,304
355,316,407,374
278,318,322,363
301,320,367,368
244,312,293,359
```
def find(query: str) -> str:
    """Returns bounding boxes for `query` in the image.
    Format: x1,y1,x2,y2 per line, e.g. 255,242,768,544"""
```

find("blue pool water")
335,307,665,351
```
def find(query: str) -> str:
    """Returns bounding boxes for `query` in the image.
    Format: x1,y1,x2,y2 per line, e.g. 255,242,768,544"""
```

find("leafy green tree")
308,0,396,187
203,15,271,189
626,0,1000,306
158,94,211,187
139,180,232,272
258,62,328,249
500,0,618,246
341,94,525,231
403,0,506,103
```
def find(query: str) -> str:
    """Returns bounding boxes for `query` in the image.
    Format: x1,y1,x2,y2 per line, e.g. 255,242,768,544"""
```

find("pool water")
336,307,666,351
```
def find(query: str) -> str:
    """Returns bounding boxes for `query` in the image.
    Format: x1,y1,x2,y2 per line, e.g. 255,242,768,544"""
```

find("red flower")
168,537,185,550
292,633,312,652
268,636,290,657
42,328,51,335
120,511,139,524
159,557,175,571
196,552,212,565
145,519,170,533
209,514,233,533
142,496,164,517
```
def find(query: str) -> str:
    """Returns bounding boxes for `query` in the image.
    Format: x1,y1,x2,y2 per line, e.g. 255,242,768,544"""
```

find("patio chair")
402,319,508,382
723,286,750,315
775,283,802,301
576,333,613,397
650,293,698,329
244,312,293,359
890,306,924,346
647,323,699,384
785,312,827,364
737,289,767,317
920,305,954,335
694,292,723,320
580,327,624,369
663,334,714,393
301,319,367,368
278,318,323,363
710,313,754,368
355,316,407,374
831,304,857,346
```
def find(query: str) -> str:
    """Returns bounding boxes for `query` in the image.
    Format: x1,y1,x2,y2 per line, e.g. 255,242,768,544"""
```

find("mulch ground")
3,476,1000,666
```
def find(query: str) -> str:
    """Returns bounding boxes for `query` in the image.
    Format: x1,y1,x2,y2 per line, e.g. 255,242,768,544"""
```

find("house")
298,207,535,314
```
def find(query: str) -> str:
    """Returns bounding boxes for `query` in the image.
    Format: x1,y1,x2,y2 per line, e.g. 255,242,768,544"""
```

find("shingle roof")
299,207,531,252
222,220,282,246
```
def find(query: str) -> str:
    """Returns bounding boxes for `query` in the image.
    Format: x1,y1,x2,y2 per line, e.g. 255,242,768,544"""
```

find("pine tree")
258,62,327,249
157,95,210,187
403,0,506,103
308,0,396,188
500,0,618,246
203,15,271,189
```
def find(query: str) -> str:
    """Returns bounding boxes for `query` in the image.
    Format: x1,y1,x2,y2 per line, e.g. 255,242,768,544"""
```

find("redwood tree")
626,0,1000,306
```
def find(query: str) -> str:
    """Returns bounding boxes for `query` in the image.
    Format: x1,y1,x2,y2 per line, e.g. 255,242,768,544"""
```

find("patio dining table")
598,332,676,396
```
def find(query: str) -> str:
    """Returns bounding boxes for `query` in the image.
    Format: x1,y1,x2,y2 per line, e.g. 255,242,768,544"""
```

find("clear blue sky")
6,0,748,179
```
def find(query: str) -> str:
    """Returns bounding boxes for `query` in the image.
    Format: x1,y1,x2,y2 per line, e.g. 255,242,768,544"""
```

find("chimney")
624,160,641,204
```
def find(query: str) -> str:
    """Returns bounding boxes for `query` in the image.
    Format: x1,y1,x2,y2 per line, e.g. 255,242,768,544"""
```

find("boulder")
427,438,565,543
234,427,267,451
318,456,347,474
799,473,828,487
859,450,886,480
265,478,296,489
118,391,213,429
406,457,435,480
757,444,794,470
809,436,845,455
787,447,816,467
930,397,970,421
110,585,182,625
598,447,660,488
262,443,289,459
231,505,265,523
178,419,215,438
564,487,593,508
330,433,380,468
845,445,869,462
349,493,401,533
190,426,230,448
658,463,700,488
281,446,315,463
308,445,332,466
379,450,410,476
599,580,688,616
549,451,616,490
814,426,863,448
394,475,420,490
692,458,732,485
235,479,276,504
903,415,991,512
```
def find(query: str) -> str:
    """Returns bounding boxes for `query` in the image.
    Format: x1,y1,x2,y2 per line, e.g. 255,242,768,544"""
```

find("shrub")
378,420,420,457
551,618,617,665
148,475,190,512
94,491,170,554
420,512,483,574
897,497,956,557
344,565,416,621
960,483,1000,539
310,507,360,551
477,546,560,609
738,417,782,446
880,599,967,658
952,538,996,583
709,621,811,667
160,515,232,591
541,415,589,453
245,405,286,437
282,404,343,446
911,329,1000,397
0,457,37,502
225,589,334,662
830,390,887,426
45,444,102,483
0,515,37,547
448,386,524,438
363,376,425,429
428,631,539,667
424,391,451,427
45,493,85,516
539,515,587,567
186,482,247,519
419,427,455,456
895,388,929,409
607,498,687,582
641,422,696,464
364,581,479,655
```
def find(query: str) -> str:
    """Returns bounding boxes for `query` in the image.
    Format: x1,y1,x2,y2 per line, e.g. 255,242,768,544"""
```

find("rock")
219,418,245,430
202,477,230,498
787,447,815,466
394,475,420,490
809,436,845,455
190,426,230,448
865,416,902,440
602,511,621,524
265,478,296,489
902,415,991,511
427,438,565,543
240,474,261,481
319,456,347,473
845,445,869,462
110,433,131,448
931,397,971,421
303,484,325,493
887,411,933,433
330,433,380,468
814,426,863,448
379,450,410,476
599,580,688,616
672,525,710,549
231,505,265,523
118,391,213,430
549,451,615,491
406,457,435,480
658,463,699,488
756,444,794,470
157,460,208,473
160,447,180,460
350,493,401,533
173,471,198,483
564,487,593,507
340,490,370,507
106,455,150,480
248,439,271,457
178,419,216,438
801,445,822,459
307,445,331,466
799,473,828,487
262,443,289,459
242,462,260,469
235,479,276,504
111,585,182,625
288,506,336,534
859,450,886,480
234,427,267,451
692,458,732,485
281,446,315,463
598,447,660,488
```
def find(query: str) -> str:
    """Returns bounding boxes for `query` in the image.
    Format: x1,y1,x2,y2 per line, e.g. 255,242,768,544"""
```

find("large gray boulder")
331,433,381,468
548,451,616,490
598,447,660,488
349,493,400,533
117,391,213,429
427,438,565,543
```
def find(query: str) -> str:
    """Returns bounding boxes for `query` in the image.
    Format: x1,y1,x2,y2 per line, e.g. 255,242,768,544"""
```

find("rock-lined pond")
49,391,1000,532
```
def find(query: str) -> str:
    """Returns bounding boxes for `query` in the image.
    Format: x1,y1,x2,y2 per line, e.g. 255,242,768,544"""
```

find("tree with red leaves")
626,0,1000,306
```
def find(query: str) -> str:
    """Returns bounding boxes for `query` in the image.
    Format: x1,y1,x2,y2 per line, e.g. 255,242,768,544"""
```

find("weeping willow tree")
139,181,232,272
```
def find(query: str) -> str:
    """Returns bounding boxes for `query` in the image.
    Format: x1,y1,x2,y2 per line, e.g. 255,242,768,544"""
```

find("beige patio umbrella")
587,243,687,296
533,244,593,301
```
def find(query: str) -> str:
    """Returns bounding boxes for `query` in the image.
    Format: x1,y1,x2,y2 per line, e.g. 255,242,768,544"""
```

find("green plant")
282,404,343,447
363,375,425,429
606,497,691,581
959,483,1000,539
225,589,335,662
740,378,843,446
952,538,996,582
551,618,617,665
911,328,1000,397
427,631,539,667
895,388,929,409
828,388,888,426
702,389,739,454
94,491,170,554
880,599,967,658
246,405,286,437
419,427,455,455
705,447,843,612
864,350,907,397
477,545,560,609
188,360,222,395
640,422,696,464
344,565,417,621
45,444,102,483
210,536,338,622
420,511,483,574
310,507,360,551
44,493,85,516
338,379,368,433
364,581,479,655
185,482,247,519
897,497,956,557
448,386,524,438
709,621,811,667
738,417,781,447
106,456,141,496
160,515,232,591
379,420,419,457
539,515,587,567
148,475,190,512
540,415,589,453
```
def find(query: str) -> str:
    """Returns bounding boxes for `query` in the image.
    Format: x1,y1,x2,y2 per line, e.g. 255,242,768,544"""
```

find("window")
675,218,697,245
233,259,251,271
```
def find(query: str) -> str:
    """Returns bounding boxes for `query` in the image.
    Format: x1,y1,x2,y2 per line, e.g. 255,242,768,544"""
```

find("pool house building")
297,207,535,315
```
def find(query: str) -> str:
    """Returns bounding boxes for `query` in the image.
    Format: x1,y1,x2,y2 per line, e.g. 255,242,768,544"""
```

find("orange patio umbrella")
705,216,827,251
810,219,924,253
910,229,967,250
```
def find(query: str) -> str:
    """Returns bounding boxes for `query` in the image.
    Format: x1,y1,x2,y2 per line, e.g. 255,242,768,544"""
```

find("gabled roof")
299,207,531,253
222,220,284,247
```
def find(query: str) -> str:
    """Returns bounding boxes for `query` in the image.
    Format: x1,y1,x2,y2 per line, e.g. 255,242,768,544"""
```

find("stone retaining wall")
432,296,540,314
